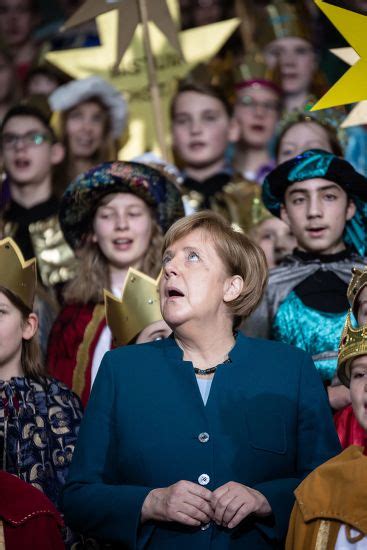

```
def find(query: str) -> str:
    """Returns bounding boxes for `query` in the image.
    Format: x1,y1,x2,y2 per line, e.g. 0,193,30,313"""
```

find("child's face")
281,178,356,255
0,291,26,370
250,216,296,269
0,0,36,48
65,100,107,160
172,91,237,171
357,286,367,326
0,53,14,103
234,85,279,149
277,122,333,164
27,73,59,97
1,115,58,186
92,193,153,271
350,355,367,432
264,37,316,96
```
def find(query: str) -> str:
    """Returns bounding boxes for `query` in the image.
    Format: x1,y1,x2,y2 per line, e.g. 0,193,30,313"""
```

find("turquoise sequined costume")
272,292,347,381
244,252,367,381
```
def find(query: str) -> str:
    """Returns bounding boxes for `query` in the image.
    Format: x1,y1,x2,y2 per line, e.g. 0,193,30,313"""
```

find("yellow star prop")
46,9,239,158
62,0,182,70
311,0,367,111
330,46,367,127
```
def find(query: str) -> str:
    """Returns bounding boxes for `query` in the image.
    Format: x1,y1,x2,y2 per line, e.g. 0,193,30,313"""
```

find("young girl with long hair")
47,161,184,406
0,237,83,545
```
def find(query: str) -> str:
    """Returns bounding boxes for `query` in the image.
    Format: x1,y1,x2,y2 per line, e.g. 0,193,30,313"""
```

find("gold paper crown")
347,267,367,315
338,311,367,387
235,50,278,88
255,0,312,47
0,238,36,309
213,180,272,234
104,267,162,347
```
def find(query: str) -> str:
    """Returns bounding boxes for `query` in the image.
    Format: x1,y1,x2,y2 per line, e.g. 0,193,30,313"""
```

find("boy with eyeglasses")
0,97,75,291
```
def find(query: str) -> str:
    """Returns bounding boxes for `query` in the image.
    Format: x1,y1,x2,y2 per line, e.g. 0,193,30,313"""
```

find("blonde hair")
163,211,268,323
0,286,44,379
64,217,164,305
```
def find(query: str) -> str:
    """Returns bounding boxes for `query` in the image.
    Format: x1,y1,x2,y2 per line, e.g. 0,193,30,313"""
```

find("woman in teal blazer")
63,211,340,549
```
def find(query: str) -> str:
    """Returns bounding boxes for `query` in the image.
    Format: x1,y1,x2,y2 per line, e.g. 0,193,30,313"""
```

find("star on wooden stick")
46,8,240,158
62,0,183,70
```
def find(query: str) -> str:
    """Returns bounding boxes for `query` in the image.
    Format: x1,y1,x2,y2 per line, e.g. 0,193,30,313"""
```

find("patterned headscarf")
59,161,185,249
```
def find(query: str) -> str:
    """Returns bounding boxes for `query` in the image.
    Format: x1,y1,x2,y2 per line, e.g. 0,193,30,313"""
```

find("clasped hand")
141,480,271,529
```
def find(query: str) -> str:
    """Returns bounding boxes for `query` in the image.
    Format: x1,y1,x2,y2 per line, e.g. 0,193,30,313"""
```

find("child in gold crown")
0,237,83,546
334,267,367,448
286,311,367,548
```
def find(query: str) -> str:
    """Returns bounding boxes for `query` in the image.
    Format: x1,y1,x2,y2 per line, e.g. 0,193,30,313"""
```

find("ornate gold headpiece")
235,49,279,91
338,311,367,387
347,267,367,315
104,267,162,347
256,0,312,47
214,180,272,234
0,238,36,309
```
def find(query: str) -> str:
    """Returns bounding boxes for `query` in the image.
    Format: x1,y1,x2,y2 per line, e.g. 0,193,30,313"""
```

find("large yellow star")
330,46,367,127
46,8,239,158
311,0,367,111
62,0,182,70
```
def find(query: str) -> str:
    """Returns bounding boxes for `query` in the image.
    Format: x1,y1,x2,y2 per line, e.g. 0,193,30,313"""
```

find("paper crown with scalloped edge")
0,238,36,309
104,267,162,347
347,266,367,315
338,311,367,387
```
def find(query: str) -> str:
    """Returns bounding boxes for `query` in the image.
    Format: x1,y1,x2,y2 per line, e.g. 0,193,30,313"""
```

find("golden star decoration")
329,46,367,127
46,6,239,159
62,0,183,70
311,0,367,112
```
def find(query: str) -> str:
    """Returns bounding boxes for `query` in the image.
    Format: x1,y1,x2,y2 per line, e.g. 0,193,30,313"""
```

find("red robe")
0,471,64,550
47,303,107,407
334,404,366,448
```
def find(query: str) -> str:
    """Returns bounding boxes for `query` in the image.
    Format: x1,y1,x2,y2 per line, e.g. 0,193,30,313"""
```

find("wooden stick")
137,0,168,160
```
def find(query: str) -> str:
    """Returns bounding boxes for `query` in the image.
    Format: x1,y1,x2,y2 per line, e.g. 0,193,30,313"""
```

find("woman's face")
136,319,172,344
160,228,242,329
234,85,280,149
277,122,332,164
65,100,108,159
92,193,153,271
0,291,32,370
264,37,316,96
350,355,367,431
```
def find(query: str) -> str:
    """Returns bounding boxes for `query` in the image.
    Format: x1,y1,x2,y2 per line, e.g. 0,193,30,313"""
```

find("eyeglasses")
1,131,53,150
237,95,280,113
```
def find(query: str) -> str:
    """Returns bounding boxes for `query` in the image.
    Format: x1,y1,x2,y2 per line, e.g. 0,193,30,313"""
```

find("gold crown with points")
104,267,162,347
235,50,279,90
338,310,367,387
347,266,367,315
0,238,36,309
256,0,312,47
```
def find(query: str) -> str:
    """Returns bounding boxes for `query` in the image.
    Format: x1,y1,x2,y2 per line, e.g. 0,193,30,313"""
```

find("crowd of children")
1,0,367,548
